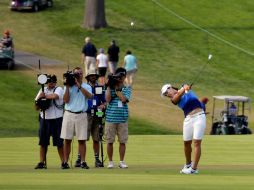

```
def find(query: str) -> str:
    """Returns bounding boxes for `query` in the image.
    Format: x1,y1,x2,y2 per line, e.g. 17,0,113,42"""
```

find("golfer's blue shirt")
177,90,202,117
64,83,92,112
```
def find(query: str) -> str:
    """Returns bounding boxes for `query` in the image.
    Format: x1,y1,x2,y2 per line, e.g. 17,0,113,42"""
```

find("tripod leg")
100,139,104,167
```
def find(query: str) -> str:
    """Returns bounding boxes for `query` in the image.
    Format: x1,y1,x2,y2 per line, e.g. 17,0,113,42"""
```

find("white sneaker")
107,161,114,169
119,161,128,169
180,163,192,174
181,167,199,174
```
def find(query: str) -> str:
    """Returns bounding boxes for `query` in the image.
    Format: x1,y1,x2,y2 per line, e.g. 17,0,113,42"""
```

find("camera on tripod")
63,71,79,86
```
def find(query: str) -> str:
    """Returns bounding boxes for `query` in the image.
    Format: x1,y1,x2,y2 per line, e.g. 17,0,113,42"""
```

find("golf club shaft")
190,60,210,86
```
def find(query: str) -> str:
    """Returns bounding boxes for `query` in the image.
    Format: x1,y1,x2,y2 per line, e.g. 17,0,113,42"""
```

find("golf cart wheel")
210,122,220,135
33,4,39,12
240,127,252,134
47,0,53,7
7,60,14,70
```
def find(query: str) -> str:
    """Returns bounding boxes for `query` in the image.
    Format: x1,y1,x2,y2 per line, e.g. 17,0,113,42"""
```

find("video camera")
106,72,126,89
63,71,79,86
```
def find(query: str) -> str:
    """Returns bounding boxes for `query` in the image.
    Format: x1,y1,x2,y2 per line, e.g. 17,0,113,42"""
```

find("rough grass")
1,0,254,135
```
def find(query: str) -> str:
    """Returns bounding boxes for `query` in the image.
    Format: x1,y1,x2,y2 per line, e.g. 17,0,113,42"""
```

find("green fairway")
0,135,253,190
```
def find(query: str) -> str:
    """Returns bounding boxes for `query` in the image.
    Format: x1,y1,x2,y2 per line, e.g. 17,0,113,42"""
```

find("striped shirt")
105,86,132,123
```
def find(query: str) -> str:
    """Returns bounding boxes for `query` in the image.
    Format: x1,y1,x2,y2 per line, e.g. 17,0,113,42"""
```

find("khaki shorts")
84,56,96,75
105,122,128,143
61,111,88,140
87,114,101,141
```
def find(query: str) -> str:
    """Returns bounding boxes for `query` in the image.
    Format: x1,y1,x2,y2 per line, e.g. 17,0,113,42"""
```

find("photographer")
105,67,132,169
75,70,106,168
60,67,92,169
34,75,64,169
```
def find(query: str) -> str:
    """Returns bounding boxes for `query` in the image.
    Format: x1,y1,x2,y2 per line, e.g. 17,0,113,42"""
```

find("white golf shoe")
119,161,128,169
180,163,192,174
107,161,114,169
181,167,199,174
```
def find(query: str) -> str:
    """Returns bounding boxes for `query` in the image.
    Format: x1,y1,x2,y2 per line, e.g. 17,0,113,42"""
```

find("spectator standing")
75,70,106,168
123,50,138,86
81,37,97,75
60,67,93,169
105,67,132,169
34,75,64,169
107,40,120,74
96,48,108,85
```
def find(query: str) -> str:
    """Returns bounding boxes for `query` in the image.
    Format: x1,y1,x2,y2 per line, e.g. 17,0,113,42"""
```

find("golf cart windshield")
212,95,251,123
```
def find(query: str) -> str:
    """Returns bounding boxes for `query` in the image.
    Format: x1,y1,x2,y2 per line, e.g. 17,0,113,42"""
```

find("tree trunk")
84,0,107,30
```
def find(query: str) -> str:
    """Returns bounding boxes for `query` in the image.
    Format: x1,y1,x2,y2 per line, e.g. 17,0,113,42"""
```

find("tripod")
40,83,48,169
97,110,105,167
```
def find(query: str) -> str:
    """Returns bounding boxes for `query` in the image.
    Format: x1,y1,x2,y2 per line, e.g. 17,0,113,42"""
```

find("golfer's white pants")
183,111,206,141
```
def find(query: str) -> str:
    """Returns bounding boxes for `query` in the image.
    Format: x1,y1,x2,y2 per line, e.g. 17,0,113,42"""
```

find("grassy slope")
0,136,254,189
1,0,254,136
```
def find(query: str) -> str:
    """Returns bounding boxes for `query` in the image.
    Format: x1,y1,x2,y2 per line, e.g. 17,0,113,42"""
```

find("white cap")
161,84,172,97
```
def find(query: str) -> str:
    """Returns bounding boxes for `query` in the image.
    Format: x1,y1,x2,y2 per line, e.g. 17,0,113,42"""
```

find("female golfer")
161,83,206,174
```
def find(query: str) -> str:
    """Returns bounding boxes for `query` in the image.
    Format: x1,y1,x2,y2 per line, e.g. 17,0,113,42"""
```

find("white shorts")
183,111,206,141
61,111,88,140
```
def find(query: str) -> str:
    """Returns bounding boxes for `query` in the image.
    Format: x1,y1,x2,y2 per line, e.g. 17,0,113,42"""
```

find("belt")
186,111,205,118
66,110,86,114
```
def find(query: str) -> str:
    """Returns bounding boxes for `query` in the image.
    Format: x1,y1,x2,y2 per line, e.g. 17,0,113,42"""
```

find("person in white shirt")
96,48,108,85
34,75,64,169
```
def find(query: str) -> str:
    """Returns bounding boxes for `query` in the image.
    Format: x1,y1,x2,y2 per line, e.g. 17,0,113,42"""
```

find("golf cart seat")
211,95,252,135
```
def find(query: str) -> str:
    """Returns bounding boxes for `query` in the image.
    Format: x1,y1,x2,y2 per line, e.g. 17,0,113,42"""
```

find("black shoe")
75,159,81,167
61,162,70,169
95,159,104,167
34,162,46,169
81,162,89,169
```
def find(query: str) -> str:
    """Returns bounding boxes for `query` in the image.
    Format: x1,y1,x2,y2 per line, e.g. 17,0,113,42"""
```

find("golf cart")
0,48,15,70
210,95,252,135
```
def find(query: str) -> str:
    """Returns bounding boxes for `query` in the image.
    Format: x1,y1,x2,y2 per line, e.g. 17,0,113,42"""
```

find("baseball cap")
161,84,172,97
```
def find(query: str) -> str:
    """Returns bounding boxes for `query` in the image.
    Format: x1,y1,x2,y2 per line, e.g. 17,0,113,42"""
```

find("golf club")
190,54,213,87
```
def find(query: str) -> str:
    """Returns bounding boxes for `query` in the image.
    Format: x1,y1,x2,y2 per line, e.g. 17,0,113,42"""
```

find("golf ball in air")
130,22,134,26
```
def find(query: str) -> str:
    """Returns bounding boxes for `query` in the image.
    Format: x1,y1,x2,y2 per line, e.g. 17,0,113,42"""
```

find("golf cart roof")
213,95,250,102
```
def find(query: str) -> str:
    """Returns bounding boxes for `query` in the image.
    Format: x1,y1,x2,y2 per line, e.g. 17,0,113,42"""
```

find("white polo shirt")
35,86,64,119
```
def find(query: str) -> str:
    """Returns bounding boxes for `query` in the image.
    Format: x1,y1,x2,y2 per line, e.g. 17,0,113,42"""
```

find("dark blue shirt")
82,42,97,57
87,84,106,114
107,44,120,62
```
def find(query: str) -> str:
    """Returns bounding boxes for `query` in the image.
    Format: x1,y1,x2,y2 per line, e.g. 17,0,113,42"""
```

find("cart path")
14,50,63,71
